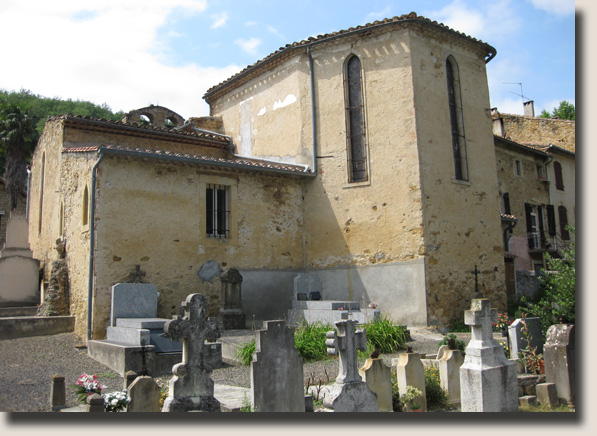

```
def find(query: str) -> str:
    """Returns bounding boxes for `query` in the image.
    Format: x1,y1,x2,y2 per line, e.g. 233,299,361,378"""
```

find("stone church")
28,13,511,340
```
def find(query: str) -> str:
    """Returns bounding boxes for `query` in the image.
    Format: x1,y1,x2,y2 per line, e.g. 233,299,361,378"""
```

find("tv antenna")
503,82,530,105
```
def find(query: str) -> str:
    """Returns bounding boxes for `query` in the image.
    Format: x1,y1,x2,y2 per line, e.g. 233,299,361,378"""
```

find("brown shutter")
554,161,564,190
558,206,570,240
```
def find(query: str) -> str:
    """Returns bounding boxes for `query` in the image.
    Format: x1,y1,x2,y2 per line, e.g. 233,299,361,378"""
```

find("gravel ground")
0,329,454,412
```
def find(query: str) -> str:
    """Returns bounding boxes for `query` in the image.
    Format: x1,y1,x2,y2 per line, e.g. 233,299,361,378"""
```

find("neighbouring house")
29,13,551,341
492,106,575,298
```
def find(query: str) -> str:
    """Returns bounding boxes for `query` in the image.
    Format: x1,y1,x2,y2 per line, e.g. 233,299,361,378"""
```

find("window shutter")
554,161,564,190
537,205,546,247
546,205,556,236
503,193,511,215
558,206,570,240
524,203,534,249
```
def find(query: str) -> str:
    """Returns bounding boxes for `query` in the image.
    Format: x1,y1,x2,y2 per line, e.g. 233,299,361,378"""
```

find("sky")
0,0,577,120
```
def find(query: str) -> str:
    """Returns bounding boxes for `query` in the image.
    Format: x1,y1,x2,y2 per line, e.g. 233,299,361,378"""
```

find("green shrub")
236,340,256,366
362,317,408,353
424,366,448,410
447,318,468,332
437,333,466,355
294,321,333,362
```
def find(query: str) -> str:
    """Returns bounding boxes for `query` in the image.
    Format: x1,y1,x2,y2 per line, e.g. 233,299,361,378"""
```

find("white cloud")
0,0,240,117
528,0,575,16
235,37,262,56
365,6,393,24
427,0,521,46
267,25,285,40
210,11,228,29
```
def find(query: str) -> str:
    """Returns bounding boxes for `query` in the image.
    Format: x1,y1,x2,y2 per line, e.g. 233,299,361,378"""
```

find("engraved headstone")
162,293,223,412
250,320,304,411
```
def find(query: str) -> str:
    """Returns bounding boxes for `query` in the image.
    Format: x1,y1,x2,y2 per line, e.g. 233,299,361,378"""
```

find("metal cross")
137,339,149,376
471,265,480,293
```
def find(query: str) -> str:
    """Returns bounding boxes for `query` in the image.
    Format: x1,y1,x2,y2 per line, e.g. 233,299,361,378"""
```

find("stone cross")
162,293,223,412
464,298,497,344
326,319,367,384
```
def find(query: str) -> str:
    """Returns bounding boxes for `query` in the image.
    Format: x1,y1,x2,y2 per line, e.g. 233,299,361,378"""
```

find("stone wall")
90,156,305,338
494,113,575,152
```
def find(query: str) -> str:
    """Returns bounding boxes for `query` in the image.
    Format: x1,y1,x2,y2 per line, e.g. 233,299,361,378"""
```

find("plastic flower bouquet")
103,390,131,412
493,312,511,331
72,373,106,403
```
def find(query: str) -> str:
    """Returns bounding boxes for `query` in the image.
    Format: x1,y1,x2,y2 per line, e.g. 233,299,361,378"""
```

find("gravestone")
127,376,162,412
250,320,304,412
0,212,40,307
162,293,223,412
220,267,246,329
106,283,182,353
544,324,575,405
50,374,66,411
323,320,378,412
508,317,543,358
294,273,323,301
438,349,464,405
359,358,393,412
459,299,518,412
393,350,427,411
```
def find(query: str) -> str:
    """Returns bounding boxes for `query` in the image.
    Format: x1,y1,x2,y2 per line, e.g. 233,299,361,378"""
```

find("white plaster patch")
273,94,297,110
258,107,267,116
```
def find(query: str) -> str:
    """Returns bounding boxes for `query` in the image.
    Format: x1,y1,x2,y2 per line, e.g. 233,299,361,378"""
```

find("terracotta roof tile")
62,144,311,175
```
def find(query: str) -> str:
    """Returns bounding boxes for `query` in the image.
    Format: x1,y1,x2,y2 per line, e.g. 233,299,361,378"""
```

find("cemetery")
0,274,577,413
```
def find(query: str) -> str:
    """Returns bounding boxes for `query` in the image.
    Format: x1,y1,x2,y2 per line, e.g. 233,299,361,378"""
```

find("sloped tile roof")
49,113,231,147
62,144,311,175
204,12,496,100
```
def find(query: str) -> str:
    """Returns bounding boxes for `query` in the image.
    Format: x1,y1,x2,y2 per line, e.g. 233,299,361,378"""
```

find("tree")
539,100,575,120
0,103,39,210
522,226,575,337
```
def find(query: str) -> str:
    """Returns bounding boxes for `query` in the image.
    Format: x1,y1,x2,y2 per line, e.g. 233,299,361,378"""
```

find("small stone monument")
394,349,427,411
162,293,223,412
323,320,378,412
250,320,304,412
459,299,518,412
127,375,162,412
50,374,66,411
508,316,543,358
220,267,246,329
544,323,575,406
359,358,393,412
438,348,464,405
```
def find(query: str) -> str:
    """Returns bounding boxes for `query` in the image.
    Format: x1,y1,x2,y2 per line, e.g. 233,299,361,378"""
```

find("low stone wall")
0,315,75,340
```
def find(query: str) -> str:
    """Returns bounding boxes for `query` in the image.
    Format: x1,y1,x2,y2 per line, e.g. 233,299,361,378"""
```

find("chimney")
523,100,535,117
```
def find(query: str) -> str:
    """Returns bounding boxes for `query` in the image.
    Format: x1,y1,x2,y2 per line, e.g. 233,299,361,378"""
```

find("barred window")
345,55,368,183
446,56,468,181
206,184,229,238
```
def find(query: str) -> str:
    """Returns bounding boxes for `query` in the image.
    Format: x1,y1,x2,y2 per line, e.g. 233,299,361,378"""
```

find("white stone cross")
162,293,222,412
464,298,497,343
326,320,367,384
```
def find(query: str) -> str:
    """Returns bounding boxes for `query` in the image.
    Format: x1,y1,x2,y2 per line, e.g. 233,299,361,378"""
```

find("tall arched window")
82,185,89,227
344,55,368,183
446,56,468,181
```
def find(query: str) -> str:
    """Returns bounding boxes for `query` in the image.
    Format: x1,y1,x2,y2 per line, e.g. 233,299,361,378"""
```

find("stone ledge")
0,315,75,340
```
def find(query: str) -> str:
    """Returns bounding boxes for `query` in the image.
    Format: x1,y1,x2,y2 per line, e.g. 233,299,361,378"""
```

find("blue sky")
0,0,577,119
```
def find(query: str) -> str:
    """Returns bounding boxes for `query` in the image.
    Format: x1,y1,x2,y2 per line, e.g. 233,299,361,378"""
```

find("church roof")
62,144,311,176
48,113,231,148
204,12,497,101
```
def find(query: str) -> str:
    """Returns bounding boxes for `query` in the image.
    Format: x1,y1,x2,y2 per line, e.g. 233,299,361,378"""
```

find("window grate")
206,184,230,238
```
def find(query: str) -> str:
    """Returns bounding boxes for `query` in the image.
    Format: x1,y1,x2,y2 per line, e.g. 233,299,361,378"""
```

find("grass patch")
294,321,334,362
362,317,408,354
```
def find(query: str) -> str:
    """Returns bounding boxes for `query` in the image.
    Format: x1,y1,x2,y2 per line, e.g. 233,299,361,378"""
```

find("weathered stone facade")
492,111,575,153
206,15,505,325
